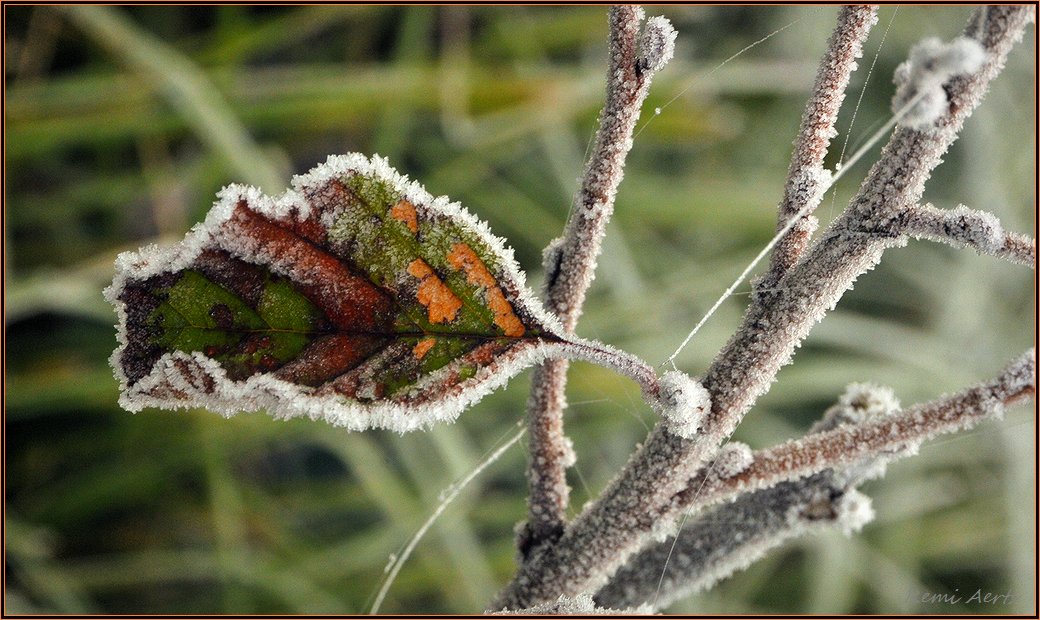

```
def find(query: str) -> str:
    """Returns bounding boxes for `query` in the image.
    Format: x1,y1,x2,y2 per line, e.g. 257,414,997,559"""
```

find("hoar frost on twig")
596,383,898,610
488,593,651,616
494,5,1035,611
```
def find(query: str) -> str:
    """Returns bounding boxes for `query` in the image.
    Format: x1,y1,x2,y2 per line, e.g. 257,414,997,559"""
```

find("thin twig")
677,349,1035,515
521,6,675,553
907,203,1036,267
764,5,879,284
596,475,868,611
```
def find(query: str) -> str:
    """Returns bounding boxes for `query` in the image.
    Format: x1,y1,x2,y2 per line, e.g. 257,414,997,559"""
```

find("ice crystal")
639,16,677,73
490,592,652,615
892,36,986,130
712,442,754,479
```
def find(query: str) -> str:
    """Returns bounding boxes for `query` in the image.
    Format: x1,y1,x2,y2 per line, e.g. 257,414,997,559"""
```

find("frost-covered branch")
494,7,1033,609
547,1,675,345
677,348,1035,517
907,203,1036,267
596,383,903,610
596,477,871,611
600,349,1034,610
488,592,650,616
765,5,878,282
522,6,675,554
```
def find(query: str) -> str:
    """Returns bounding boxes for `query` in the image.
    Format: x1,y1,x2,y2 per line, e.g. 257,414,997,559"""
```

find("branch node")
892,36,986,130
712,442,754,479
794,486,877,536
652,371,711,439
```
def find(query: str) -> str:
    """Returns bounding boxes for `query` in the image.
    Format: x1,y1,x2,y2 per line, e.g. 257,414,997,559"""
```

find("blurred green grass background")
4,5,1034,614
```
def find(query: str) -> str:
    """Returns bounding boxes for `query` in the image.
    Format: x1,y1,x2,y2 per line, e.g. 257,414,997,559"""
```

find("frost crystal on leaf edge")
104,153,571,433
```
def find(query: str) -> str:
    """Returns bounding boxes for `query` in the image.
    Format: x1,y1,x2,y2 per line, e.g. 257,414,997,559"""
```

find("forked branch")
522,5,675,553
494,6,1034,610
598,347,1034,610
678,348,1035,520
597,382,904,610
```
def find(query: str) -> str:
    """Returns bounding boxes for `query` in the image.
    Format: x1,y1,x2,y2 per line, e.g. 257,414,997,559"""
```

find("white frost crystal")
640,15,677,73
652,371,711,439
813,382,900,431
712,442,754,479
835,489,875,535
892,36,986,130
489,592,652,616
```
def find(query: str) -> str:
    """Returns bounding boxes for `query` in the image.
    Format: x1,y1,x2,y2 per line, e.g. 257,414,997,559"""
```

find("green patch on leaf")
146,269,326,379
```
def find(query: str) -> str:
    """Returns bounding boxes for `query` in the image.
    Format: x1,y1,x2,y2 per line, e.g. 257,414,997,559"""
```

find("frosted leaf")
892,36,986,130
105,154,590,433
652,371,711,439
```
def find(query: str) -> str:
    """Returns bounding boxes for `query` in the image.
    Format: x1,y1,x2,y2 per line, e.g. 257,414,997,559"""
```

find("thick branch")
522,6,675,553
489,592,649,615
597,383,903,610
766,5,879,281
601,349,1035,610
595,473,872,611
493,7,1032,609
906,203,1036,267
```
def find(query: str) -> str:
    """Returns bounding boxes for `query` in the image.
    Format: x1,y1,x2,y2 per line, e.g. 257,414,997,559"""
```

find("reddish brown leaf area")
294,178,356,246
318,341,415,401
448,243,525,337
464,339,512,367
407,258,464,324
274,334,389,387
288,205,330,247
173,357,216,394
391,199,420,234
226,202,394,331
194,249,266,306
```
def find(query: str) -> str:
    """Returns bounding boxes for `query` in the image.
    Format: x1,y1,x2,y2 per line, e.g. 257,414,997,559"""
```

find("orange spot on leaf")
413,337,437,360
447,243,525,337
407,259,463,324
390,200,419,234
